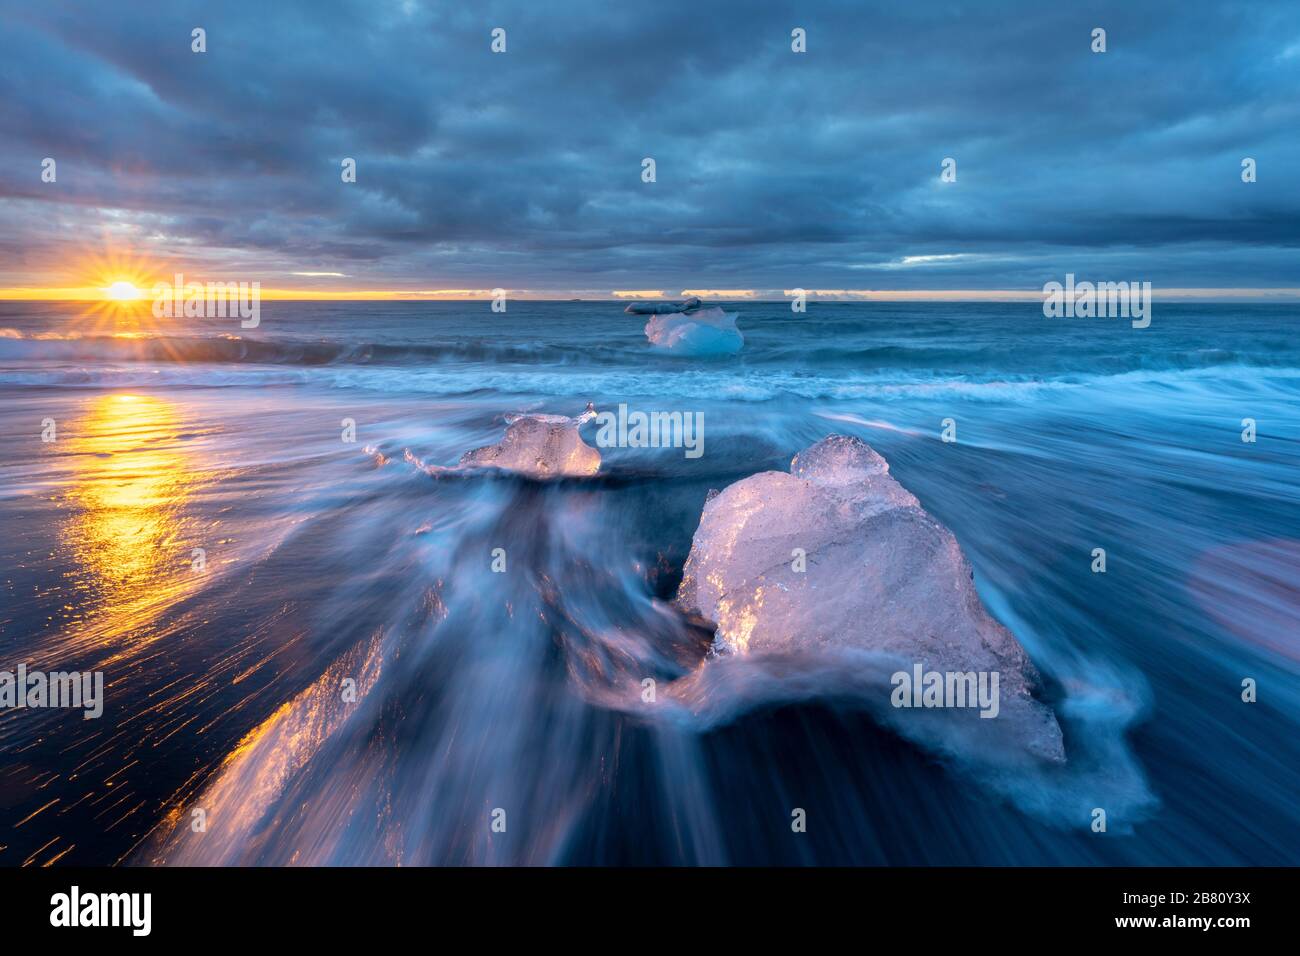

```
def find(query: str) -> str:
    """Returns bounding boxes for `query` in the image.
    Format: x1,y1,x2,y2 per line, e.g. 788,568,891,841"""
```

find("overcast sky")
1,0,1298,296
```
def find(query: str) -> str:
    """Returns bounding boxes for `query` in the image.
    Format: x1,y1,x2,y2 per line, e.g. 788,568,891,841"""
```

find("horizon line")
3,287,1300,303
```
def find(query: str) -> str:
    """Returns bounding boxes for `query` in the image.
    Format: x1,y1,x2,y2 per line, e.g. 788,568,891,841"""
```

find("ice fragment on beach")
458,403,600,478
644,307,744,355
677,434,1064,762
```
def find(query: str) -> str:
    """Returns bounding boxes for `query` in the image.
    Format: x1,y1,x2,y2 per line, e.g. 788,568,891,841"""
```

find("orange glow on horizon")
37,247,166,329
2,243,1299,304
4,246,1300,306
0,286,517,301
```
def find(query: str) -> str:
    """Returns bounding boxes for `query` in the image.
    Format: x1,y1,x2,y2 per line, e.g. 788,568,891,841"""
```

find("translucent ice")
677,434,1065,762
458,403,601,478
644,307,744,355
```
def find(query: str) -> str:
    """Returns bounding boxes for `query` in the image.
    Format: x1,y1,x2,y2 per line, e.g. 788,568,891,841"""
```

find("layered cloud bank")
3,1,1299,291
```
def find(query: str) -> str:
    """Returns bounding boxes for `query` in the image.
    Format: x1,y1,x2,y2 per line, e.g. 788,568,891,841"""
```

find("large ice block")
677,434,1065,762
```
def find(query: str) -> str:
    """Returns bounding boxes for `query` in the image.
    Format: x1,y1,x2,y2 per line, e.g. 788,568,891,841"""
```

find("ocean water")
0,300,1297,865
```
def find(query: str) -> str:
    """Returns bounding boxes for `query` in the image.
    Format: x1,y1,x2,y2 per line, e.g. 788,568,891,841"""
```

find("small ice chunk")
677,434,1064,762
645,307,744,355
458,404,600,478
791,433,891,485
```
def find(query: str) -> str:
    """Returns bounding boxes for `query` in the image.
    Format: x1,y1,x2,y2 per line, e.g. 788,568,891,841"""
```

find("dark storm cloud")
1,0,1298,291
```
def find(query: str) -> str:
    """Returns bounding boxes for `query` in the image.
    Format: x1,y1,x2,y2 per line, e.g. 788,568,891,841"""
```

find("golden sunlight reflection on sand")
61,394,207,657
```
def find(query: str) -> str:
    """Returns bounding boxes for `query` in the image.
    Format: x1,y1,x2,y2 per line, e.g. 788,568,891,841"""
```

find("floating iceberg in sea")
621,296,744,354
676,435,1065,763
623,295,703,315
457,403,601,478
644,307,744,355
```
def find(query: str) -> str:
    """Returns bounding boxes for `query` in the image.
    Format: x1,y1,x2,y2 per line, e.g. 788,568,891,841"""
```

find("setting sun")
105,280,143,301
